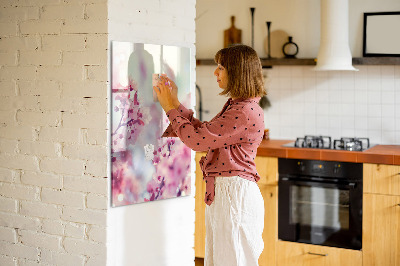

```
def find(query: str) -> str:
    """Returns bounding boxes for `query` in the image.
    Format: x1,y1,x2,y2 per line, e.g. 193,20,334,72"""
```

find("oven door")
278,176,362,250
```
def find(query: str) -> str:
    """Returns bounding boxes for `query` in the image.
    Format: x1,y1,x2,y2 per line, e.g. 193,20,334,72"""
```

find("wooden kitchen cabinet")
276,241,362,266
363,180,400,265
255,156,278,186
258,184,278,266
194,152,207,258
363,163,400,196
363,193,400,266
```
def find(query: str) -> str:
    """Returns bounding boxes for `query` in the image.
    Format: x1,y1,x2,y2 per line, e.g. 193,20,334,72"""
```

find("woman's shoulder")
233,97,261,110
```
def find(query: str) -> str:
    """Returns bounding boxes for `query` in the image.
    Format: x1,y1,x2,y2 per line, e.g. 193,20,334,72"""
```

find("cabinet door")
277,241,362,266
194,152,207,258
259,185,278,266
363,193,400,266
364,164,400,196
255,156,278,186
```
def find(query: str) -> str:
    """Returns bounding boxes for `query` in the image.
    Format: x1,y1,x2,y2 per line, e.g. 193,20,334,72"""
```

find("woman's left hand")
153,77,175,113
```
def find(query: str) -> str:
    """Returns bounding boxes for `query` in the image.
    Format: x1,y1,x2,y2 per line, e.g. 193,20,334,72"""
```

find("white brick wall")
107,0,196,265
0,0,108,265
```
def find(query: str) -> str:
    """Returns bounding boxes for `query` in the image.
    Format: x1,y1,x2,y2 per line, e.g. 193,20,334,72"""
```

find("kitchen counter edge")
255,139,400,165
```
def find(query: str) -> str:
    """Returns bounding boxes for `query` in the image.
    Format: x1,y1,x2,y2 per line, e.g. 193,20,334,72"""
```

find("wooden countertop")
256,139,400,165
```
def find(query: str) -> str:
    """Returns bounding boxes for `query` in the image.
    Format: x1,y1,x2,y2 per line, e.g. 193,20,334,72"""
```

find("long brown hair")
214,44,266,98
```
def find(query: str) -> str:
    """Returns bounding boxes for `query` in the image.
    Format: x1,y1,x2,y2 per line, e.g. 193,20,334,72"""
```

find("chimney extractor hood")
314,0,358,71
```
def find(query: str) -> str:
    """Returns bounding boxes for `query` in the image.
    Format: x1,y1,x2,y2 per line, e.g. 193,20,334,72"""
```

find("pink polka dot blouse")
162,97,265,205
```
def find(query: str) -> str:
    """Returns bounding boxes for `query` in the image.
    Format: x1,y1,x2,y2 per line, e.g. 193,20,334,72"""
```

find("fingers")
158,76,170,88
152,85,160,96
157,77,172,94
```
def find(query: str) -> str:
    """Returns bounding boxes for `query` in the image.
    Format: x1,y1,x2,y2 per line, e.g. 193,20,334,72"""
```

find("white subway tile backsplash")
316,77,329,90
292,92,304,103
329,103,341,116
291,114,305,127
328,74,341,89
291,78,304,90
382,90,395,104
278,67,292,78
342,128,355,137
354,77,367,91
382,117,396,131
316,103,330,116
382,78,395,91
280,114,292,127
355,104,368,117
381,66,395,77
328,88,341,103
367,104,382,118
316,89,329,103
329,116,342,130
396,105,400,118
341,104,355,116
355,116,368,130
342,117,355,129
368,129,382,143
304,89,316,103
355,89,368,104
368,117,382,131
382,131,396,144
279,78,291,89
395,66,400,78
291,67,303,78
367,77,381,91
367,91,381,104
341,89,354,104
382,105,395,118
367,66,381,76
303,67,316,78
196,65,400,144
304,102,316,115
316,115,330,128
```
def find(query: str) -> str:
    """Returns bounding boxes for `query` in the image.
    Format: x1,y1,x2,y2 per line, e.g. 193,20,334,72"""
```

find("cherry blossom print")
111,42,192,207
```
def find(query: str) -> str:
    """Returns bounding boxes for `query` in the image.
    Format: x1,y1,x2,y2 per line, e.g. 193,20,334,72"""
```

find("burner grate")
333,137,370,151
295,135,332,149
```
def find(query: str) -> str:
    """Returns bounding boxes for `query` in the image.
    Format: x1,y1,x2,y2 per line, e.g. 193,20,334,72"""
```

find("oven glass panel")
290,186,350,241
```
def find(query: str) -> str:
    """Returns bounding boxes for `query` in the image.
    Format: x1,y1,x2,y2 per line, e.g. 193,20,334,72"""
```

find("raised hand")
160,75,180,109
153,76,175,113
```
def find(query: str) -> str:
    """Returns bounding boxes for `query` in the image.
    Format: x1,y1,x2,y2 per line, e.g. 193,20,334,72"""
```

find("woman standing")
154,44,266,266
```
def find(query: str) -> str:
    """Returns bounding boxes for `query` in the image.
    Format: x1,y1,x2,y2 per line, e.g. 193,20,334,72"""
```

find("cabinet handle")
307,252,328,256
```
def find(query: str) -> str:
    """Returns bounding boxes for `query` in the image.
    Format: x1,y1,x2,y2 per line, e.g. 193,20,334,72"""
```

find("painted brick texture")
0,0,108,265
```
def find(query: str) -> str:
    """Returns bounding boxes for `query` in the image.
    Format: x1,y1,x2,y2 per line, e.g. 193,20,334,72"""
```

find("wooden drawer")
364,164,400,196
277,241,362,266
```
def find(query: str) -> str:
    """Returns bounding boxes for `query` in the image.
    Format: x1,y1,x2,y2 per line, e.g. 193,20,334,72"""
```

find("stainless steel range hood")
314,0,358,71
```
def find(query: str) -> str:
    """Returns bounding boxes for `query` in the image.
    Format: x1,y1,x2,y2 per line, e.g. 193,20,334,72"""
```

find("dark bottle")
282,36,299,58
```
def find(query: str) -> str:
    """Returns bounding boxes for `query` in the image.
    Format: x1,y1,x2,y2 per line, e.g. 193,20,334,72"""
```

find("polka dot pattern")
161,97,265,205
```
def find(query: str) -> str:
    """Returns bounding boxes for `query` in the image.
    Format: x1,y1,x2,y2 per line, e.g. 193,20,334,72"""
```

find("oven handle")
280,177,357,189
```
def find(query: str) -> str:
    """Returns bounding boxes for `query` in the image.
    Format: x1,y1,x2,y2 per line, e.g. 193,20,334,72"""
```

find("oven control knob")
334,164,341,174
298,161,305,171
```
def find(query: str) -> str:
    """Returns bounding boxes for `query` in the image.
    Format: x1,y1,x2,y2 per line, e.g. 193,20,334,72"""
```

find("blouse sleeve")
161,103,202,138
165,106,248,152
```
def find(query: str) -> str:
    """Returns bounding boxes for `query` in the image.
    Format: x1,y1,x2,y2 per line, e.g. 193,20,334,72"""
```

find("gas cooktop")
282,135,375,151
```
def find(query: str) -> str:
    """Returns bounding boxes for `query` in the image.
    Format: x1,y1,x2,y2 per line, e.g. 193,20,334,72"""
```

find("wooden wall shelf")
196,57,400,67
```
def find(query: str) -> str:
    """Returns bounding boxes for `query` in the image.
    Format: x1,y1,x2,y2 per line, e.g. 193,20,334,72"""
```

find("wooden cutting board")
224,16,242,48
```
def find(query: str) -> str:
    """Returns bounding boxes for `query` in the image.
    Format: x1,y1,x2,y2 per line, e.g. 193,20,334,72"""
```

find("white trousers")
205,176,264,266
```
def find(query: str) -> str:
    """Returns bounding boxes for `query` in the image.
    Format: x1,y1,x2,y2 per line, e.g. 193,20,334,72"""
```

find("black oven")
278,158,363,250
